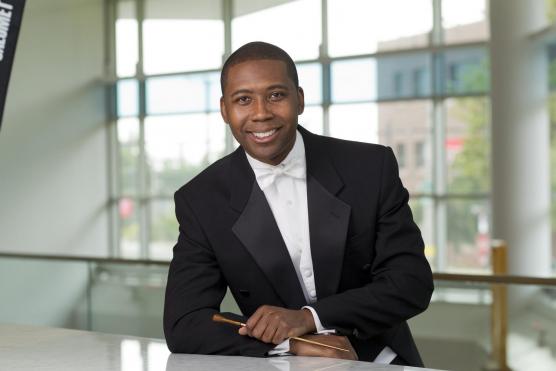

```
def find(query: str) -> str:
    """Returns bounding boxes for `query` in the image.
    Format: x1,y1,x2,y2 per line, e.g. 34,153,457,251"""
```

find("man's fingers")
245,305,276,333
260,323,278,343
270,316,290,344
245,306,265,331
243,305,311,342
250,310,274,339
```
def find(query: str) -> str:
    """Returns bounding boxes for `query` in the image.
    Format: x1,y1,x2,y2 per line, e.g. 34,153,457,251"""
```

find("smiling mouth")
248,127,280,143
251,128,277,138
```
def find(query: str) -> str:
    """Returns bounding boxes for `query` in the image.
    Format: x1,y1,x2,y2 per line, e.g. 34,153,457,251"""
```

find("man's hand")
289,334,358,360
238,305,316,344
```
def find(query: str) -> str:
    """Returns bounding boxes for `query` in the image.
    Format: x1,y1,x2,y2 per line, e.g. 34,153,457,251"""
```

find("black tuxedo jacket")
164,126,433,366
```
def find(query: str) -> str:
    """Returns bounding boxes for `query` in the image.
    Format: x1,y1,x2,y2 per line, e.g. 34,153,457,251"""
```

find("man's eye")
269,92,285,100
237,96,251,104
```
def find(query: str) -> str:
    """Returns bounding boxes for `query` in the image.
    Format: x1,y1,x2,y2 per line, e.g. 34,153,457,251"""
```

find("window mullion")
136,0,150,259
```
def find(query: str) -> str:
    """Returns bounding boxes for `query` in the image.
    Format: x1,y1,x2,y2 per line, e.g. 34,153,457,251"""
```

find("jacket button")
361,263,371,271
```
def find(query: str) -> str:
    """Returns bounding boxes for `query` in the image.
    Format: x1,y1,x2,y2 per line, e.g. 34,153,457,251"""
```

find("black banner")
0,0,25,132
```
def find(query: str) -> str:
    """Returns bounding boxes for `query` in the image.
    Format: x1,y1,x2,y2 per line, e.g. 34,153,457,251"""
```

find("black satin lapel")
307,175,351,299
299,126,344,195
232,182,307,309
229,147,256,213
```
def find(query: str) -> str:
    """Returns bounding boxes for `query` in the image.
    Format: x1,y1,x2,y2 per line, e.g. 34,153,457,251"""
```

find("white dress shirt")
245,130,396,364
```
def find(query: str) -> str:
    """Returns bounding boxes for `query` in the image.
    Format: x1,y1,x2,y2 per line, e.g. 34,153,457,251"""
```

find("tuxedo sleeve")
163,190,274,356
310,147,434,340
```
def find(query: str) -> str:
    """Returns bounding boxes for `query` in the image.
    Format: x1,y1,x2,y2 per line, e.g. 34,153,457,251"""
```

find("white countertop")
0,323,445,371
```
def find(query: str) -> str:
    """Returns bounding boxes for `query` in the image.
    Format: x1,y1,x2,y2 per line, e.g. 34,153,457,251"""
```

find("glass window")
297,63,322,105
145,114,226,195
396,143,406,168
149,199,177,260
393,72,404,96
445,97,490,194
548,93,556,270
119,197,140,259
329,103,378,143
232,0,321,61
117,79,139,117
206,113,227,164
378,101,433,195
446,199,490,272
415,141,425,167
377,52,431,99
442,0,489,44
143,0,224,74
331,58,376,102
146,73,219,115
117,118,140,196
548,43,556,91
112,0,493,268
441,47,489,95
207,72,222,112
410,197,435,269
116,0,138,77
413,68,427,97
549,0,556,23
327,0,432,57
299,106,323,135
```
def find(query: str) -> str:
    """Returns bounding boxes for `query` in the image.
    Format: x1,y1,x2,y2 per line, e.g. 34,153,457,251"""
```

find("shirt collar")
245,129,306,176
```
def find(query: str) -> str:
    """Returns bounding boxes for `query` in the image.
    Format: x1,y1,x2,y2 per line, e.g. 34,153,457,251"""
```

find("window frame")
109,0,491,273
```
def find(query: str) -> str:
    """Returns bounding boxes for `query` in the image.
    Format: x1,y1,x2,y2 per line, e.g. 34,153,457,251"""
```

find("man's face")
220,59,304,165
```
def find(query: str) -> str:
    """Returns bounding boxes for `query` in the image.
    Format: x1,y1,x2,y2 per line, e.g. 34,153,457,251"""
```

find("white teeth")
252,129,277,138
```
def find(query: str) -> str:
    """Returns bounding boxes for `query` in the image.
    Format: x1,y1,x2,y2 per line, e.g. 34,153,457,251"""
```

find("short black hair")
220,41,299,94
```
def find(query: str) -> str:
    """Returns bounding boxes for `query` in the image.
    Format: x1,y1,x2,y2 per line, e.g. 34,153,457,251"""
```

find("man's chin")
246,148,281,165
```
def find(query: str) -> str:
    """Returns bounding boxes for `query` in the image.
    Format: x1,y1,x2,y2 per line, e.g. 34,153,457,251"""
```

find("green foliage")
120,144,139,195
122,220,139,241
446,62,490,253
118,143,222,245
149,159,206,196
448,59,490,194
448,98,490,194
549,58,556,89
151,209,179,242
147,159,208,242
549,94,556,236
549,56,556,249
547,0,556,23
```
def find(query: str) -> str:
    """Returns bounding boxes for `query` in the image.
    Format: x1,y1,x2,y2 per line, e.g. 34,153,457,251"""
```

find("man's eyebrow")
229,84,291,97
230,88,253,97
266,84,290,91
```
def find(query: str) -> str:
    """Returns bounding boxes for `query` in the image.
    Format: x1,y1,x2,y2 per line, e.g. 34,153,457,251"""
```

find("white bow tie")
255,159,305,189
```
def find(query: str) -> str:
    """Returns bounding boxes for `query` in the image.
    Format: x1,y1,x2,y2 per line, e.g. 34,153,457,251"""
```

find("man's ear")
297,87,305,115
220,96,229,124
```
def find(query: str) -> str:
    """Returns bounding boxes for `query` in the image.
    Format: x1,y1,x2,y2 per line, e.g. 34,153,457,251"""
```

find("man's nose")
252,99,273,121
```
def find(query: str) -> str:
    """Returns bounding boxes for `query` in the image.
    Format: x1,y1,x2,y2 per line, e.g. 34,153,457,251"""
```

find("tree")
547,0,556,23
446,62,490,262
549,93,556,264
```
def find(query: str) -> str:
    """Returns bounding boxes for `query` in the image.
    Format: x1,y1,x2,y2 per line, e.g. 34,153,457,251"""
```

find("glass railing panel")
0,257,89,330
88,261,239,339
411,279,556,371
2,253,556,371
89,262,168,338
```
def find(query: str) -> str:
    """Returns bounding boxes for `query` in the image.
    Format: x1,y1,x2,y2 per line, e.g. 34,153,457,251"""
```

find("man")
164,41,433,366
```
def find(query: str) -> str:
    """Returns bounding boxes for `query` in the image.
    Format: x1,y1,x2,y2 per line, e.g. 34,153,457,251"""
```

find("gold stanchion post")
484,239,511,371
